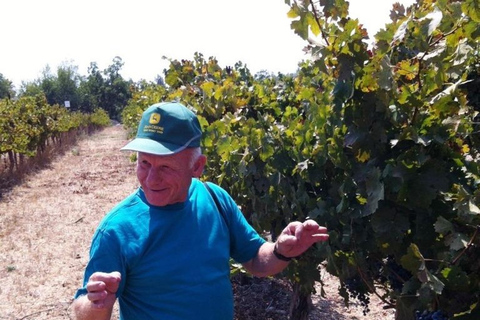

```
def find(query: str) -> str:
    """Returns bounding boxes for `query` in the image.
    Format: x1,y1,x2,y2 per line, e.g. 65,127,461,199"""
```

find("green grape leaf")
291,17,309,40
362,167,384,217
306,12,321,37
420,8,443,36
371,207,409,246
417,269,445,300
445,232,469,251
462,0,480,22
200,82,215,97
401,244,424,275
430,274,446,295
434,216,454,234
440,266,470,291
392,16,411,44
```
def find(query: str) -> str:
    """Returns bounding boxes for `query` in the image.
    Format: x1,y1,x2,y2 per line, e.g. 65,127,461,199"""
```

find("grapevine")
0,95,110,177
343,276,371,315
120,0,480,318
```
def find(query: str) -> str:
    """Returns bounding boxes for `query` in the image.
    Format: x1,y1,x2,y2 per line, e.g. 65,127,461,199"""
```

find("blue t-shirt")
74,178,265,320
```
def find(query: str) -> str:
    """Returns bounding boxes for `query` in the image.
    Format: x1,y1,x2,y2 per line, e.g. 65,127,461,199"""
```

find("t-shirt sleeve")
207,183,266,263
74,228,126,299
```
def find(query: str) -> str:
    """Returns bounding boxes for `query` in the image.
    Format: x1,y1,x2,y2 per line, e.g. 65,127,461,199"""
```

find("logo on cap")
149,113,161,124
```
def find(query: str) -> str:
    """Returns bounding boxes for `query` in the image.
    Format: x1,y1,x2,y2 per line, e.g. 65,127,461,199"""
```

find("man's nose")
146,167,163,183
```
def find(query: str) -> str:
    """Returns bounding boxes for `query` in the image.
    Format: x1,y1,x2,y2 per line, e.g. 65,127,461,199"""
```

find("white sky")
1,0,416,88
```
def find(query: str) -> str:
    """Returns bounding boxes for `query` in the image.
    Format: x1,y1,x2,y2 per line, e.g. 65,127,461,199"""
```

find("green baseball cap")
121,102,202,155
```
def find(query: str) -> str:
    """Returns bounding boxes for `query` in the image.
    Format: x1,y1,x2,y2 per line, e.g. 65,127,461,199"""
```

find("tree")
29,63,82,109
100,56,132,120
38,65,58,105
55,62,81,109
18,58,133,119
0,73,15,99
78,62,105,113
18,80,45,98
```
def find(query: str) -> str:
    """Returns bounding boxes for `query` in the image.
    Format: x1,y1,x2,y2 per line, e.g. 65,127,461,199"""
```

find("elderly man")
72,101,329,320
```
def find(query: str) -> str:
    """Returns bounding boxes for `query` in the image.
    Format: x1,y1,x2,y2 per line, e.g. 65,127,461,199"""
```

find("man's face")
136,150,204,206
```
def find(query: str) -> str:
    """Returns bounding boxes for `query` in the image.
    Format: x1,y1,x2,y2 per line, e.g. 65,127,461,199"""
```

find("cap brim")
120,138,186,155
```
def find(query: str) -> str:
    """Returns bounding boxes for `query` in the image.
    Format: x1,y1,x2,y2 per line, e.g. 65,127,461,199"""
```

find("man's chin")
144,191,169,206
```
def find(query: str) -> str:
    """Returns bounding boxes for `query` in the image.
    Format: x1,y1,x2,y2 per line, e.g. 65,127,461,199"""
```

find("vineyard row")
0,95,110,177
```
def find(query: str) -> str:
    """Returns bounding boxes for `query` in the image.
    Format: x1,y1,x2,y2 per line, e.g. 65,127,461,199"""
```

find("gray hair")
189,147,202,168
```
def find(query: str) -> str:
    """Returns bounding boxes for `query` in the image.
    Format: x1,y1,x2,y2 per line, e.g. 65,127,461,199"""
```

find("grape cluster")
415,310,449,320
344,276,370,315
385,256,412,291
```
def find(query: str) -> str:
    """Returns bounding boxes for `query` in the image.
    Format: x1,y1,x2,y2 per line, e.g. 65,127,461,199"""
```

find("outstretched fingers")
275,220,329,258
298,220,329,242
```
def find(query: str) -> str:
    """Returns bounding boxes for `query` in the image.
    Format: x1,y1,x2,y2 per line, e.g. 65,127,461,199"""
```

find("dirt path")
0,125,395,320
0,125,137,319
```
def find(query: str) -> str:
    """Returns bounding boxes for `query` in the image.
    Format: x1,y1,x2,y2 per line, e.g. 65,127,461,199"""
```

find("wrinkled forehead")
137,149,194,164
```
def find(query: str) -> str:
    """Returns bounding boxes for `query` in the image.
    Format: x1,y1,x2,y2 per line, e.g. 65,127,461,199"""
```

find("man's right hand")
86,271,121,309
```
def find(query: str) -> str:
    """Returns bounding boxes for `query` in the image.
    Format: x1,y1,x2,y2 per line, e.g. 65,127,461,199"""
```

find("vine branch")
452,225,479,265
356,266,396,309
308,0,330,46
409,21,462,126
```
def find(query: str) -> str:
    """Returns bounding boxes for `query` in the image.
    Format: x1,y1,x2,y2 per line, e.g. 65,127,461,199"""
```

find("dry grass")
0,125,137,319
0,125,395,320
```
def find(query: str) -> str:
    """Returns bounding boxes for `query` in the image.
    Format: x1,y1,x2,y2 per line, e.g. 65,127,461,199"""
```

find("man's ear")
192,155,207,178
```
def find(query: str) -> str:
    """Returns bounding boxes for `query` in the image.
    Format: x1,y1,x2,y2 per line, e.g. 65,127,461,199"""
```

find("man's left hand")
275,220,329,258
